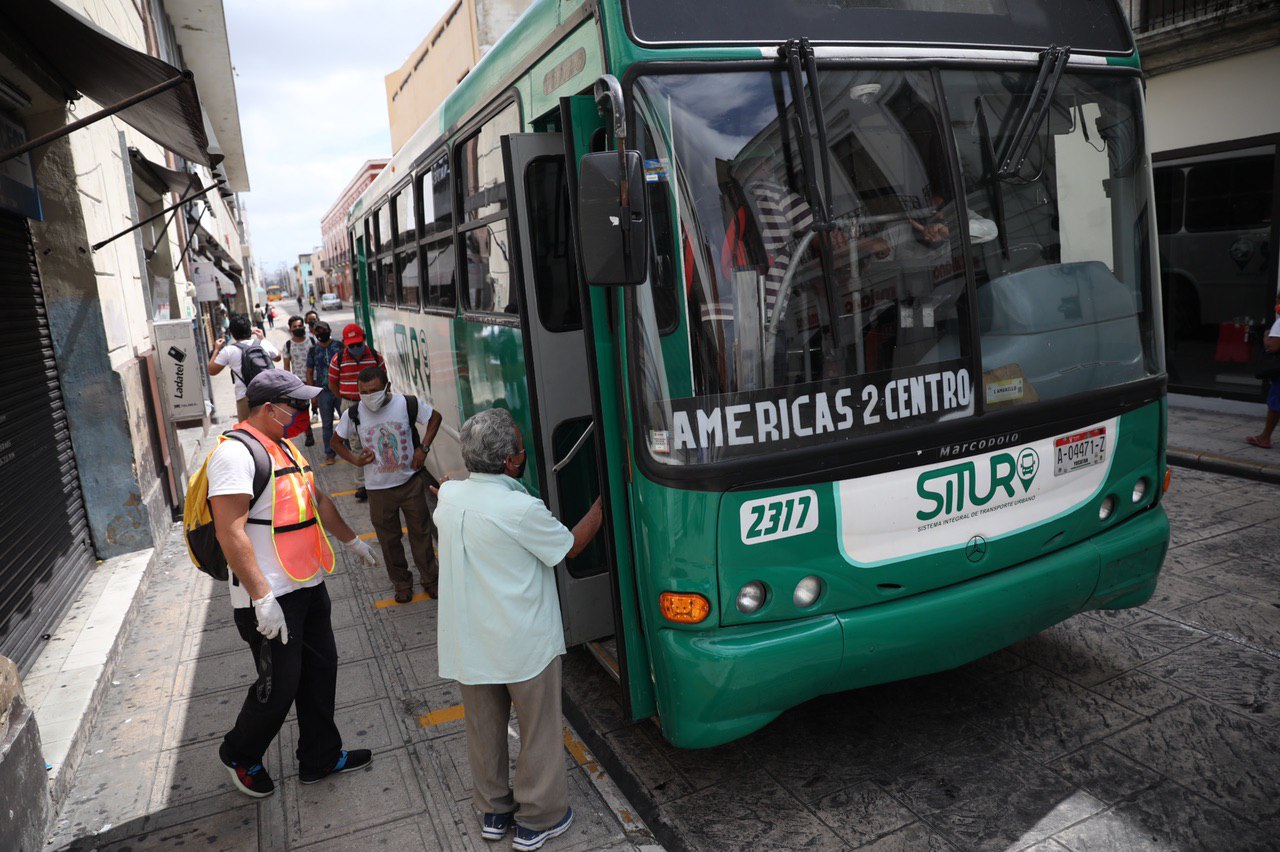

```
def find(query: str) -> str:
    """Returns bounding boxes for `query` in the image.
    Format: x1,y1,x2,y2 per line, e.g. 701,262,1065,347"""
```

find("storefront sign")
152,320,205,421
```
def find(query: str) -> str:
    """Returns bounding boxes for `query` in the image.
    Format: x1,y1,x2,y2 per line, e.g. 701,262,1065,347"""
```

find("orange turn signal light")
659,592,710,624
1163,469,1172,494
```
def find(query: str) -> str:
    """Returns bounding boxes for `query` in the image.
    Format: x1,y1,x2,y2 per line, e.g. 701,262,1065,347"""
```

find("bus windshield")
631,68,1160,467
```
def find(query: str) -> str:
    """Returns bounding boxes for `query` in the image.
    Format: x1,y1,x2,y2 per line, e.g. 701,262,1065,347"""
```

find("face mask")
270,403,309,439
348,343,366,357
360,388,388,411
291,328,305,338
317,334,331,343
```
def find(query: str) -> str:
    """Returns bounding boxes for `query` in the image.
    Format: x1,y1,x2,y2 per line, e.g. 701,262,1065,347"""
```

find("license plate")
740,490,819,545
1054,428,1106,476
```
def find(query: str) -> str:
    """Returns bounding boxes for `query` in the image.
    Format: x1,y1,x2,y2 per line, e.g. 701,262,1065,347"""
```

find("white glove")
342,537,378,568
251,592,289,644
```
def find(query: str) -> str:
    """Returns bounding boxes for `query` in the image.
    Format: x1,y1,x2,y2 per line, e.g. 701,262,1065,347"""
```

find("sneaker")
299,748,373,784
512,808,572,851
304,435,316,447
355,487,368,502
481,811,515,841
219,741,275,798
321,456,336,466
394,588,413,604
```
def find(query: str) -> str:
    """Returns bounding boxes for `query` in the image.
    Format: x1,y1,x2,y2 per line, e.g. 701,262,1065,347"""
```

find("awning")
128,148,198,197
0,0,217,167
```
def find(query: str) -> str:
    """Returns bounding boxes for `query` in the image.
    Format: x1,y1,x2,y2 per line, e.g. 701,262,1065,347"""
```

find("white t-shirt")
1270,318,1280,338
335,393,435,491
206,437,325,608
283,337,312,382
215,339,281,399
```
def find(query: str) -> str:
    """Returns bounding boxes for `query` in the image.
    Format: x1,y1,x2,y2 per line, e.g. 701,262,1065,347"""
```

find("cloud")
226,0,451,269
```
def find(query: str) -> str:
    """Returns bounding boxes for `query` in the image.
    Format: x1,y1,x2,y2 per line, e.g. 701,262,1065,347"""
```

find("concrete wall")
0,693,49,852
385,0,480,153
1145,46,1280,153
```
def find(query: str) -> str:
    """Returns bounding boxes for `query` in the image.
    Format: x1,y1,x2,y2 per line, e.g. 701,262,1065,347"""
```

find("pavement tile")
1116,614,1209,650
163,685,247,749
807,780,917,848
77,801,261,852
1046,742,1164,806
855,821,961,851
1139,637,1280,726
278,698,408,779
1086,670,1191,718
1136,573,1225,618
874,734,1104,852
1169,590,1280,650
1053,780,1276,852
394,648,449,692
283,747,426,847
969,666,1142,762
562,649,631,735
81,709,168,761
656,769,845,851
150,738,284,810
175,648,258,698
1102,697,1280,823
381,606,438,651
290,815,442,851
1010,615,1174,687
603,724,695,806
1181,557,1280,603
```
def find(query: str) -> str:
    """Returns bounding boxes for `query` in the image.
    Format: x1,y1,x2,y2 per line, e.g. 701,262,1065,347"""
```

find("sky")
224,0,452,274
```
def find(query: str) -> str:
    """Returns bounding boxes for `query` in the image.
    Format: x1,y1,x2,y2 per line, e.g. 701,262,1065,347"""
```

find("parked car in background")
320,292,341,311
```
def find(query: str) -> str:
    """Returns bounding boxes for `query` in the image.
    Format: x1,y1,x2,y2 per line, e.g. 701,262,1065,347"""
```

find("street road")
566,466,1280,851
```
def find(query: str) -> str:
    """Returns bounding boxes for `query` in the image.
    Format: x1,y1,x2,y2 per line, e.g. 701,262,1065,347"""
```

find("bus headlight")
736,582,766,614
794,576,823,608
1132,479,1148,503
1099,496,1117,521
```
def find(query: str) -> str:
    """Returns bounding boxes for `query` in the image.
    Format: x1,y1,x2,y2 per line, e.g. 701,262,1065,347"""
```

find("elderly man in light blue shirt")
435,408,603,851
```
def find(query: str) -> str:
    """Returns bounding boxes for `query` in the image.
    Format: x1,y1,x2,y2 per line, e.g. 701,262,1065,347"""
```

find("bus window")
393,186,416,246
424,241,457,309
376,205,391,254
398,249,421,310
458,102,520,318
460,102,519,221
380,256,396,307
421,154,453,238
420,154,457,312
524,156,581,332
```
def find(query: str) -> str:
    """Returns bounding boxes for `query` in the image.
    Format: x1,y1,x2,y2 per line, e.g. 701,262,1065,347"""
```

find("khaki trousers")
340,398,364,486
366,471,438,596
459,657,566,831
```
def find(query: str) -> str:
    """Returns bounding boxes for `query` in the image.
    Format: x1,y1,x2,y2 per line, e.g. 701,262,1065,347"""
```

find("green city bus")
347,0,1169,748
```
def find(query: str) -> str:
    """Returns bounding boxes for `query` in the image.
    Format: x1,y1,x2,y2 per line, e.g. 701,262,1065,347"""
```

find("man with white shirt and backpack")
208,314,281,421
332,366,442,602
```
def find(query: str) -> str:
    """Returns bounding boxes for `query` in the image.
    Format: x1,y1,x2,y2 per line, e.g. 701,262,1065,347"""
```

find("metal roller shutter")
0,211,93,674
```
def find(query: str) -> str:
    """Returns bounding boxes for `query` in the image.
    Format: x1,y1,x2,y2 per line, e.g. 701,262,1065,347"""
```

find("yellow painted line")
331,489,359,497
562,726,601,776
356,527,406,541
419,705,465,727
373,592,431,609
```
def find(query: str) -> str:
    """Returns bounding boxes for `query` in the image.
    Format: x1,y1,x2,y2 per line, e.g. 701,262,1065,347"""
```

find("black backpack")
233,342,273,387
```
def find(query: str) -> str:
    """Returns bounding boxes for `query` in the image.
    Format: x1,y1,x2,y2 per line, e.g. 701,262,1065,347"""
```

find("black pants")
222,584,342,773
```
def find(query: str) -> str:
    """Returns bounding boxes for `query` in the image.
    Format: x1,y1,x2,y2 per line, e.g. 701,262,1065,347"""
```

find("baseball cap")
342,323,365,345
245,368,323,408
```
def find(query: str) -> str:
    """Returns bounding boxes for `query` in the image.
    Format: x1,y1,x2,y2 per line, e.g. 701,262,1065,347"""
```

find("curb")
1167,447,1280,485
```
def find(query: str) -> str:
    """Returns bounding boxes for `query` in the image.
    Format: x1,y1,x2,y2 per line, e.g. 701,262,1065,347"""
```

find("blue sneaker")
219,741,275,798
481,810,515,841
512,808,573,851
299,748,372,784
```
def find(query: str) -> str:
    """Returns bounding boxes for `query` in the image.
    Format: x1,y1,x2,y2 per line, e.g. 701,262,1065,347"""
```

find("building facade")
1125,0,1280,399
0,0,248,671
320,159,387,303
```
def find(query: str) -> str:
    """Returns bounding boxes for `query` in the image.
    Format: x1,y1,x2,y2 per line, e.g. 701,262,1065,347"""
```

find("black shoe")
355,487,368,502
299,748,372,784
219,741,276,798
304,436,316,446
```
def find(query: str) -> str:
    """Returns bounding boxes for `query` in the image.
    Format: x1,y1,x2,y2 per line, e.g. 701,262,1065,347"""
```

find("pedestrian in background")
327,323,384,501
208,314,280,421
296,294,304,313
1247,313,1280,449
304,309,320,341
266,305,277,330
207,369,380,798
308,321,343,466
282,315,316,447
434,408,604,850
252,303,265,333
332,366,442,602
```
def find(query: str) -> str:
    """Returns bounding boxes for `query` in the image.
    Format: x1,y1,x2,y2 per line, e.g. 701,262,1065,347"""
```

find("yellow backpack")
183,431,271,581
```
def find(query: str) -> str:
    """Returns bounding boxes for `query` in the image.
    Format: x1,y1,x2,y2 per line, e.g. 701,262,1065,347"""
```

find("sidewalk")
45,322,659,852
1167,393,1280,483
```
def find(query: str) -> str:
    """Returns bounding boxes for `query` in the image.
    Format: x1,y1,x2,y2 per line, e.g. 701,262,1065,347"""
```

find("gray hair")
460,408,519,474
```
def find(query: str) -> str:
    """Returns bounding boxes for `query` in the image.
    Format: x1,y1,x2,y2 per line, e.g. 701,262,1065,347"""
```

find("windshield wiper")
996,45,1070,179
779,37,842,351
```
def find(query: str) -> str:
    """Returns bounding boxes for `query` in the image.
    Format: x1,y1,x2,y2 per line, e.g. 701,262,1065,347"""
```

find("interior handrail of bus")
552,421,595,475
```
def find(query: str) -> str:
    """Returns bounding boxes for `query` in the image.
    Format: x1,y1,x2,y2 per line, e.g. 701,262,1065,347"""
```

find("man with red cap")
328,323,385,501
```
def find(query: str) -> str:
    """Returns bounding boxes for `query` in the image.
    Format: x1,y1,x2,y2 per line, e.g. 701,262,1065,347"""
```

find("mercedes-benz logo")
965,535,988,563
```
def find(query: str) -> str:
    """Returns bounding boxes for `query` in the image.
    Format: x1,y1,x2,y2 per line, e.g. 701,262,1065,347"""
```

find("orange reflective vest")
233,422,335,582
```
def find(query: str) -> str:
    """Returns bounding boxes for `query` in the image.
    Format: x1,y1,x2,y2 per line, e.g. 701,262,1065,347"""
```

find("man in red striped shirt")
328,323,385,501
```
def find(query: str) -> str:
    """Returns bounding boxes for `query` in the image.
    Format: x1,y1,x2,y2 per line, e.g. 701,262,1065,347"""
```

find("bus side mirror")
577,151,648,286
